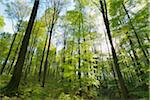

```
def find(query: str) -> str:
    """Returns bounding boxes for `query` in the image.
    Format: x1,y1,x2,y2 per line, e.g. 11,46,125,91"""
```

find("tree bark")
0,33,17,75
99,0,128,99
42,16,55,87
61,32,66,80
1,0,39,93
122,3,149,64
0,20,22,75
125,32,144,78
38,33,48,81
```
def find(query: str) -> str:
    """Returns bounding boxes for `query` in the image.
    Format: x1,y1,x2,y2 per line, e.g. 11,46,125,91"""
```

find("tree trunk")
7,42,20,74
0,20,22,75
99,0,128,99
61,32,66,80
104,31,121,97
125,32,144,78
122,3,149,64
0,33,17,75
25,24,39,80
38,34,48,81
1,0,39,93
42,18,55,87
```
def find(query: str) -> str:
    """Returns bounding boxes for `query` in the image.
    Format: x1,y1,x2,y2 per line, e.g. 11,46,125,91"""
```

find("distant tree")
0,16,5,28
99,0,128,99
0,0,31,75
42,0,62,87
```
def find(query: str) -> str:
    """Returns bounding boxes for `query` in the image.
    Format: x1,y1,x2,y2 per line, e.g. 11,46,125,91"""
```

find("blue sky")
0,0,145,53
0,2,14,33
0,0,109,53
0,0,75,33
0,0,144,52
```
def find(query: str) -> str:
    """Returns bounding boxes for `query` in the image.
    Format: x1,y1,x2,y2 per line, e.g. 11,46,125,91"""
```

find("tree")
122,2,149,64
0,16,5,28
1,0,40,93
0,0,31,75
99,0,128,99
42,0,61,87
0,0,149,99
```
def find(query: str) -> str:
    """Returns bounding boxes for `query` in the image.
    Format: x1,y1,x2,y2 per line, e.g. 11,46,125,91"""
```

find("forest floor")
0,74,149,100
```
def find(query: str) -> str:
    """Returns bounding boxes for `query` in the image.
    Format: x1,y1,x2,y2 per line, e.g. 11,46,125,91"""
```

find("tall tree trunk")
7,33,24,74
77,15,82,97
78,37,81,96
61,32,66,80
118,47,133,83
0,20,22,75
42,15,55,87
122,3,149,64
0,33,17,75
38,34,48,81
104,31,121,97
7,42,20,74
125,32,144,78
1,0,39,93
99,0,128,99
25,24,40,79
1,35,16,74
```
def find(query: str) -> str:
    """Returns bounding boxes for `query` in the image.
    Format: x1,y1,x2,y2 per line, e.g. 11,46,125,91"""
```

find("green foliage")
0,16,5,28
58,93,82,100
0,0,149,99
66,10,83,25
108,0,123,16
0,32,12,65
5,0,31,21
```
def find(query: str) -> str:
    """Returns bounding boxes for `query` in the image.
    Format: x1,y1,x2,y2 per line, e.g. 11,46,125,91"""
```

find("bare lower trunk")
42,22,55,87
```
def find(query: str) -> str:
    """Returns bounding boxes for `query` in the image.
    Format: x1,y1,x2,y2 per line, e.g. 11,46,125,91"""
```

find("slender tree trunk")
24,48,35,80
7,33,24,74
38,34,48,81
23,21,37,69
25,24,40,79
128,50,137,68
0,33,17,75
145,33,150,42
61,32,66,80
0,20,22,75
1,0,39,93
125,32,144,79
104,31,121,97
99,0,128,99
78,37,81,96
42,16,55,87
77,14,82,96
7,42,20,74
122,3,149,64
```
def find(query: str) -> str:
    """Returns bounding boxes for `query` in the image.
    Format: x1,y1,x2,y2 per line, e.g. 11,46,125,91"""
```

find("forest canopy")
0,0,149,99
